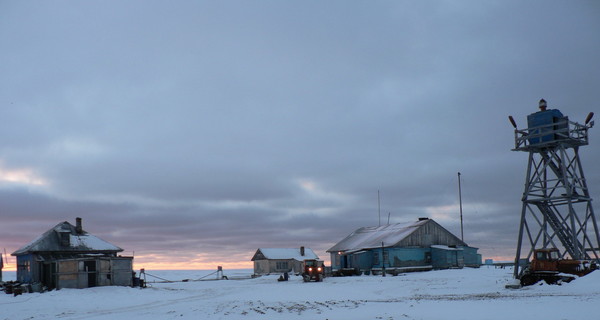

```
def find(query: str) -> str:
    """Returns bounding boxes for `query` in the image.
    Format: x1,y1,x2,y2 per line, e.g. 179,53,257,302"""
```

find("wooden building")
251,247,319,275
12,218,133,290
327,218,481,274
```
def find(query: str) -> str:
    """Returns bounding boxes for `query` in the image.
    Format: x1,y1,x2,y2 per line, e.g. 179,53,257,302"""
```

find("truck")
519,248,597,286
302,259,324,282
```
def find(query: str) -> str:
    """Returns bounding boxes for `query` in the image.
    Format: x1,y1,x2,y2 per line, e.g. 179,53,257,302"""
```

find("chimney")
300,246,305,256
76,217,83,234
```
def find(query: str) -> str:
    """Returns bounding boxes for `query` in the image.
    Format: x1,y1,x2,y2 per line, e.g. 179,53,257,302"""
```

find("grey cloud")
1,1,599,266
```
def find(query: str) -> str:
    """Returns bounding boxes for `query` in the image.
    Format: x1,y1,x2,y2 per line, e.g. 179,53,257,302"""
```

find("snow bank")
2,266,598,320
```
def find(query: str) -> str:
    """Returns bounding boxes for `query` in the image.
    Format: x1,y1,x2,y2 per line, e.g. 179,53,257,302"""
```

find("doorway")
84,260,97,287
41,262,57,290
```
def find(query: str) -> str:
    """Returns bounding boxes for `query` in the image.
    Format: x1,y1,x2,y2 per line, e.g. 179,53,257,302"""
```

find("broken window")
17,260,30,273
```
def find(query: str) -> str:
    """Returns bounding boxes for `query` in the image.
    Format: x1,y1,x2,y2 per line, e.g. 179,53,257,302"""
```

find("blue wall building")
327,218,481,274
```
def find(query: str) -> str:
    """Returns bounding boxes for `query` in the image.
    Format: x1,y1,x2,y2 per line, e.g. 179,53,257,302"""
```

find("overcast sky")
1,1,599,269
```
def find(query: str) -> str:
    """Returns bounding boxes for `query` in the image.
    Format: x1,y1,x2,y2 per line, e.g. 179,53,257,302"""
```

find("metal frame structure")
512,114,600,278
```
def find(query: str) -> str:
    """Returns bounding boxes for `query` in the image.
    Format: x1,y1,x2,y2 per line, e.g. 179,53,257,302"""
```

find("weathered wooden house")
12,218,133,290
327,218,481,274
251,247,319,274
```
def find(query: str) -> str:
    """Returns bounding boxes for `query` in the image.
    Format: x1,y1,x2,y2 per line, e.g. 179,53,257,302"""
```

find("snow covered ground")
1,266,599,320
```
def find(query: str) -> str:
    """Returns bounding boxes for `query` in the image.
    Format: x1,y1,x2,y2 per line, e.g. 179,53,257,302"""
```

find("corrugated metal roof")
326,220,430,253
12,221,123,256
252,248,319,261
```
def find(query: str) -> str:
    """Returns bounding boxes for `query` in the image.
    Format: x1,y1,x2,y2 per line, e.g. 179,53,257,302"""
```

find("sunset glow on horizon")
132,260,253,271
0,249,510,273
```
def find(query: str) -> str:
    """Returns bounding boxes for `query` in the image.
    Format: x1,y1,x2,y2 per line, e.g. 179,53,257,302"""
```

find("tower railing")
513,118,590,151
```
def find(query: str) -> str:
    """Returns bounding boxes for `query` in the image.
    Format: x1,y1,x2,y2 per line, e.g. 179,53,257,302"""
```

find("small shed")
327,218,481,273
251,247,319,274
12,218,133,290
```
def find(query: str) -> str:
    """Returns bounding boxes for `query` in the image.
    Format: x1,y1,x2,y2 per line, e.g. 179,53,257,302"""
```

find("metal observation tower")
509,99,599,279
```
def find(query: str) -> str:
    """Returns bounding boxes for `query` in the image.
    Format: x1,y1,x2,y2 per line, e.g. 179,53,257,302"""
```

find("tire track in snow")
59,287,233,320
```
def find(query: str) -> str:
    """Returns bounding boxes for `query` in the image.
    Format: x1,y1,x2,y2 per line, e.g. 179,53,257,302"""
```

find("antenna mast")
378,190,381,226
458,172,464,242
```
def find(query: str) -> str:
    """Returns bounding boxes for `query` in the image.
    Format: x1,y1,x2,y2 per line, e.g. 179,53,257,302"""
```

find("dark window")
275,261,288,270
18,260,30,272
373,251,379,264
60,232,70,246
536,251,546,260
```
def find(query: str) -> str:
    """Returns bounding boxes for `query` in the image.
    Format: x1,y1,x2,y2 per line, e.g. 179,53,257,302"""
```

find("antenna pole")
378,190,381,227
458,172,464,242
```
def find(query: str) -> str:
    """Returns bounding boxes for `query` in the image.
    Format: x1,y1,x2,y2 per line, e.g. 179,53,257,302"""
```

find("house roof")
327,219,433,253
431,245,463,251
251,248,319,261
12,221,123,256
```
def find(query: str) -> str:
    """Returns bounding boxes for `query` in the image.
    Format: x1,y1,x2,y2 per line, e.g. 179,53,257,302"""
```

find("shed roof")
12,220,123,256
251,248,319,261
327,219,437,253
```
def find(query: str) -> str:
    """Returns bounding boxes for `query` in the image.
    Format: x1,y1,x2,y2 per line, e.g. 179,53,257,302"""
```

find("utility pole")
381,241,386,277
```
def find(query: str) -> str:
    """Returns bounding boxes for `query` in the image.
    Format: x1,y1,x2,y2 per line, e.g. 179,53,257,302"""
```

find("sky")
1,0,599,270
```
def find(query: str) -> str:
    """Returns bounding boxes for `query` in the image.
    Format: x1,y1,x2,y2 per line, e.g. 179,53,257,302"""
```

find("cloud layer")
1,1,599,268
